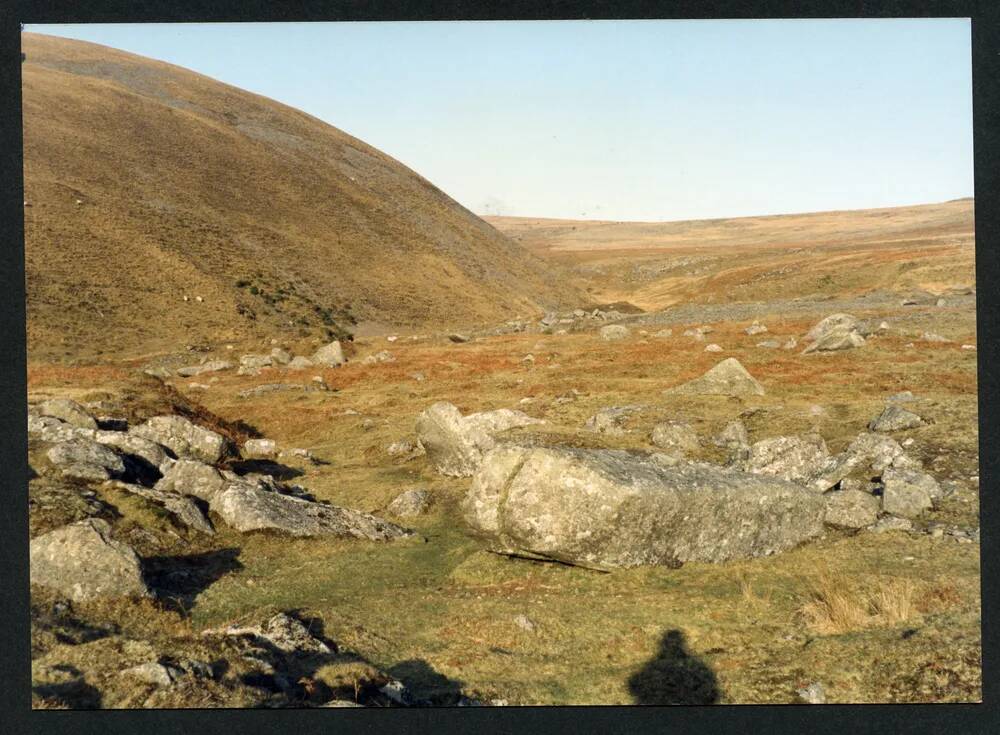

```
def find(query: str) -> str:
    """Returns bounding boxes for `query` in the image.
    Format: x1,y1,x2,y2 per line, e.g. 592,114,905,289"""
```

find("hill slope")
21,33,580,360
486,200,975,310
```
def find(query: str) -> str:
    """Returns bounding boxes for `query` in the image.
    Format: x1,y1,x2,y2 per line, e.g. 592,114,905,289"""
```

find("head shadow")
626,629,721,705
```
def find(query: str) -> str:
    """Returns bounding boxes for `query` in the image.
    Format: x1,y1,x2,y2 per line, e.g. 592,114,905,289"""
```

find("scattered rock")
744,434,829,484
668,358,765,397
599,325,630,341
744,321,768,336
211,612,331,655
715,420,750,459
888,391,915,402
448,333,470,343
176,360,232,377
846,432,921,474
133,416,231,464
107,481,214,534
270,347,293,365
782,337,797,350
881,467,937,518
240,354,273,370
650,422,699,457
287,356,314,369
704,343,723,352
362,350,395,365
756,339,781,349
312,340,346,367
386,489,431,517
653,329,673,338
30,518,149,601
961,344,976,351
46,439,126,482
463,446,825,570
823,489,880,530
921,332,950,343
154,459,227,503
513,615,537,633
796,682,826,704
585,406,642,436
809,452,863,492
870,515,914,533
242,438,278,460
868,404,923,432
37,399,97,430
805,314,860,342
802,325,865,354
122,662,183,687
213,480,412,540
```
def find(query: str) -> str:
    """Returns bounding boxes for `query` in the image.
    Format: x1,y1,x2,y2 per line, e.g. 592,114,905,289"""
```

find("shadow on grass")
387,659,465,705
627,629,720,705
143,548,243,613
32,664,103,709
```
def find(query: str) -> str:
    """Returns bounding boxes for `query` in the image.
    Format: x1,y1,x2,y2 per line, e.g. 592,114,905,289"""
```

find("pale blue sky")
27,20,973,221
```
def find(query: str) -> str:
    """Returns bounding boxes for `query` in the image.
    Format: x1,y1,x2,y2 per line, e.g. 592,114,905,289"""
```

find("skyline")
26,20,974,222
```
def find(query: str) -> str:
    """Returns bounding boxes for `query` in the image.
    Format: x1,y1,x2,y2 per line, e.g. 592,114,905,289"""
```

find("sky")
26,20,974,222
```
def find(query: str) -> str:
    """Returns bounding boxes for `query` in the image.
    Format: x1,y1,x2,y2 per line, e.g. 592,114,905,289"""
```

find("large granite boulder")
30,519,149,601
416,402,543,477
462,446,825,570
667,358,765,397
132,416,231,464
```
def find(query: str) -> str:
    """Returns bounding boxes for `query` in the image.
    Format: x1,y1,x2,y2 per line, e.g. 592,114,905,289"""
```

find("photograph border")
1,1,996,733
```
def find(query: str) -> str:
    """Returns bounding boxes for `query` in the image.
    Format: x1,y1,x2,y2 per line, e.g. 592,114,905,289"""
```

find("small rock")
881,467,938,518
37,399,97,430
600,325,630,341
242,438,278,460
824,489,880,529
650,422,699,457
796,682,826,704
122,662,182,687
362,350,395,365
448,333,471,343
704,343,723,352
312,340,346,367
921,332,950,343
386,489,431,517
744,321,768,336
513,614,537,633
870,516,914,533
868,404,923,432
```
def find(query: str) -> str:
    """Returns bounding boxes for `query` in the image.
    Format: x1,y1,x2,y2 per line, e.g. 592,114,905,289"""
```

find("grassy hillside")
22,33,581,361
486,200,975,310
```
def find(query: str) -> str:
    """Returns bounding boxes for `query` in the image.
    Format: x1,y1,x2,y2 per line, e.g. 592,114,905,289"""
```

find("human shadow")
387,659,465,706
32,664,103,709
142,548,243,613
627,629,721,705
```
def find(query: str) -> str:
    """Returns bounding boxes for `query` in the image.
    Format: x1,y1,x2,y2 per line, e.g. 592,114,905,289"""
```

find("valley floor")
28,280,980,705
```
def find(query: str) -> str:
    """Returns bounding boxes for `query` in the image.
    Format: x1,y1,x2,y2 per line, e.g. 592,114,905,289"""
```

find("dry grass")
799,572,920,635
